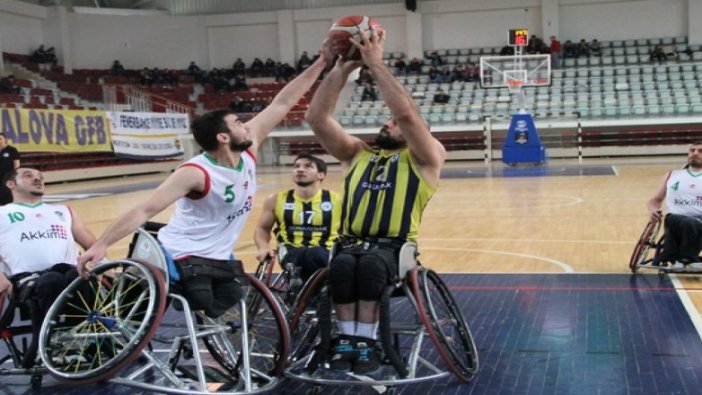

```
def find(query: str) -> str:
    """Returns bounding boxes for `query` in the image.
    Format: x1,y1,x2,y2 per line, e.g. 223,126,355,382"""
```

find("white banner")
107,111,190,135
112,134,184,159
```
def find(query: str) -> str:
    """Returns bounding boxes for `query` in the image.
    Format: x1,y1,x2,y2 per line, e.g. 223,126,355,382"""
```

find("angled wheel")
38,259,167,383
629,218,662,273
287,268,327,363
202,273,289,381
411,266,478,382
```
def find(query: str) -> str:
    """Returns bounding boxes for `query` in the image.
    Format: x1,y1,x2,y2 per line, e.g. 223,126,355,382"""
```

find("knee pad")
356,250,395,301
329,253,357,304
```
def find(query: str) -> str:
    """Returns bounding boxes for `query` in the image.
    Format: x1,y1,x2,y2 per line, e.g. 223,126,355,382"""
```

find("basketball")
327,15,382,60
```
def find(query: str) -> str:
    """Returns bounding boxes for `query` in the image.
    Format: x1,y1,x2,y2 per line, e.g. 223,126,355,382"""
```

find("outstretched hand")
349,26,386,66
77,244,107,279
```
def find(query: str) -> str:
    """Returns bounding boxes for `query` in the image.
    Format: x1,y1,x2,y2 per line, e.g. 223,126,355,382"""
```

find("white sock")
337,320,355,336
356,322,378,340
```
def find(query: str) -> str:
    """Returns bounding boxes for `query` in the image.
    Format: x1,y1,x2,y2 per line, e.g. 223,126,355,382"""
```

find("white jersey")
0,202,78,276
158,151,257,260
666,168,702,217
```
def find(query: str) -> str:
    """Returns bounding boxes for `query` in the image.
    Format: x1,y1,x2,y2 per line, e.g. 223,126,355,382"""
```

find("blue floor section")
2,274,702,394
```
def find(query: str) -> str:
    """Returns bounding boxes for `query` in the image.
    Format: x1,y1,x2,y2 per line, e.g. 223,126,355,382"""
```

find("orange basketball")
327,15,382,60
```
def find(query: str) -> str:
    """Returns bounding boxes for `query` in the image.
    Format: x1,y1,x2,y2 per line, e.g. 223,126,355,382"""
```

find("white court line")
669,274,702,341
612,165,619,176
421,247,574,273
421,237,632,245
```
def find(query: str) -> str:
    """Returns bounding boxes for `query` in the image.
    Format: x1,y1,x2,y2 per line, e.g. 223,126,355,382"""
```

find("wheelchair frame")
630,216,702,276
36,225,291,394
284,241,479,393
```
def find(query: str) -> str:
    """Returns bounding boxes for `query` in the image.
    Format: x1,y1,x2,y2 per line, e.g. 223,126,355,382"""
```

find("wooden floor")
47,157,702,318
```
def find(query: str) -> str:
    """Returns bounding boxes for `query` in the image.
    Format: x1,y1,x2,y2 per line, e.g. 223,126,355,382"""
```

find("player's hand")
0,273,12,296
350,25,385,66
649,210,662,223
77,244,107,279
255,248,275,263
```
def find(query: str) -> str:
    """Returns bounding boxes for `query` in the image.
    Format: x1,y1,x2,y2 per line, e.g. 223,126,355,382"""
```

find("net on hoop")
506,79,524,94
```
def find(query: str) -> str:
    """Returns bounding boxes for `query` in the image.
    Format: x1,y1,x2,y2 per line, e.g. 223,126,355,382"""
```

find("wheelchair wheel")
202,273,289,379
287,268,327,362
411,266,478,382
0,291,42,368
629,219,662,273
253,256,275,287
38,259,167,383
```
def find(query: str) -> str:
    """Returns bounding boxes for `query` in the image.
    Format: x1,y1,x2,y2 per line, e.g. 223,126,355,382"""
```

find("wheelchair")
630,215,702,277
250,245,304,314
36,222,290,394
284,241,479,394
0,275,47,389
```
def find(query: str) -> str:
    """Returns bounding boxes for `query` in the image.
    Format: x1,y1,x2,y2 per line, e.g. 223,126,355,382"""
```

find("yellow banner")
0,108,112,152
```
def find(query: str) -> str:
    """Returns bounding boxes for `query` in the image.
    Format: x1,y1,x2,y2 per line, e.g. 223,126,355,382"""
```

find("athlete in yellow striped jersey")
305,27,446,373
254,153,341,282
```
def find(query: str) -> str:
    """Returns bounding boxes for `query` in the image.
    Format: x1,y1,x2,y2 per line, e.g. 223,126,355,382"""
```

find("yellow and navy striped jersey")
341,148,436,241
273,189,341,249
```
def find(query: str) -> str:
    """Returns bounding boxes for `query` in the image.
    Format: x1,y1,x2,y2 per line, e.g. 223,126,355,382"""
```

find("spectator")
232,58,247,76
438,66,452,83
549,36,562,69
393,58,407,76
650,45,667,63
427,51,443,66
250,57,264,77
187,61,204,83
500,45,515,56
30,45,56,72
590,39,602,56
0,133,20,205
360,82,377,101
228,73,248,92
451,64,465,82
465,62,480,82
563,40,577,58
110,60,126,76
355,65,373,86
428,66,439,83
297,51,312,73
432,88,450,104
407,57,422,75
0,75,20,94
264,58,276,77
577,39,590,58
139,68,153,86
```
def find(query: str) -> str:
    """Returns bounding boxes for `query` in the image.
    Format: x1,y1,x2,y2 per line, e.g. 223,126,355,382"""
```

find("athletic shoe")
352,337,381,374
329,335,357,372
684,262,702,272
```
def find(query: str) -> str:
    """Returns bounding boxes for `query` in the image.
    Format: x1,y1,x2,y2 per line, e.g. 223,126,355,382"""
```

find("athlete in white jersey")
0,168,95,314
78,53,329,318
648,143,702,268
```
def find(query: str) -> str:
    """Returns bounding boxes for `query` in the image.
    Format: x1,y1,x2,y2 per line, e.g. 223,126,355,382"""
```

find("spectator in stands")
0,75,20,94
549,36,562,69
647,143,702,270
0,133,20,205
451,64,464,82
139,67,153,86
427,51,443,66
408,57,423,74
187,61,204,83
275,62,296,83
110,60,126,76
232,58,247,76
264,58,276,77
428,66,439,83
229,96,245,112
500,45,514,56
590,39,602,56
297,51,312,73
30,45,56,72
433,88,450,105
650,45,667,63
438,66,452,83
228,73,248,92
465,62,480,82
250,57,264,77
355,65,373,86
394,58,407,76
577,39,590,58
360,82,377,101
563,40,577,58
526,35,541,55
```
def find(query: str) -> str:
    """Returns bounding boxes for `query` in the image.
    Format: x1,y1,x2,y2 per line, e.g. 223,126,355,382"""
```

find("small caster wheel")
30,372,43,390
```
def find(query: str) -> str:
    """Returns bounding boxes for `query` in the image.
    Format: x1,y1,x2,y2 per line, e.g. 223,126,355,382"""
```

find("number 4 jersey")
666,168,702,217
158,151,256,260
0,202,78,276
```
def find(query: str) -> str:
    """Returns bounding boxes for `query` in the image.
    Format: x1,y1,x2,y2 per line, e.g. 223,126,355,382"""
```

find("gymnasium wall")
0,0,698,70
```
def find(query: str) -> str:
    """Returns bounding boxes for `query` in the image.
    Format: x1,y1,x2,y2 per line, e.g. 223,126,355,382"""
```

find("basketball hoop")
506,79,524,94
